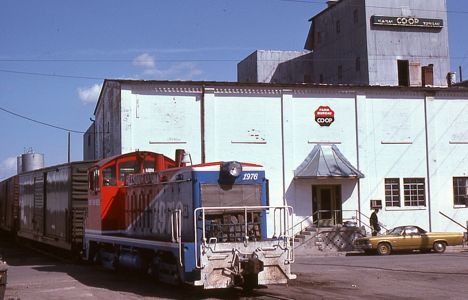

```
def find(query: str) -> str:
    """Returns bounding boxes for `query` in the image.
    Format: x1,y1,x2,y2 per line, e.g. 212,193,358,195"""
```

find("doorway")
398,60,409,86
312,185,342,227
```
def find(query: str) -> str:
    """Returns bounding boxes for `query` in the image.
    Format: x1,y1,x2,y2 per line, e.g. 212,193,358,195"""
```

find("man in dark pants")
370,208,381,236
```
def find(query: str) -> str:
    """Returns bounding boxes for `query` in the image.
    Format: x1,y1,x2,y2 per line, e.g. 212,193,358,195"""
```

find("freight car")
0,150,296,290
0,176,18,234
0,161,95,255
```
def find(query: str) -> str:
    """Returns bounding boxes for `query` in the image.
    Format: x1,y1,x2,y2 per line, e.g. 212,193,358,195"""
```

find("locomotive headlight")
221,161,242,178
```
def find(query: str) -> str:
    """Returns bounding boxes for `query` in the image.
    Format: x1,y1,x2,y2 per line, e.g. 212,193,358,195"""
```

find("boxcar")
17,161,95,255
0,176,19,234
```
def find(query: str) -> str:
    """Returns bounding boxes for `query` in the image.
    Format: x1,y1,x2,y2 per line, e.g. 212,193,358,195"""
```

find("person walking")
370,208,381,236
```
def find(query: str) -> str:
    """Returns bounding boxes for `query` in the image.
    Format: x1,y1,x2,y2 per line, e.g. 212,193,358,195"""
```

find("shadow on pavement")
0,234,255,300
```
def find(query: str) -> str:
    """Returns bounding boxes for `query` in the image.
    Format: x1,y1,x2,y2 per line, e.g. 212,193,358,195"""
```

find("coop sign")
371,15,443,28
314,106,334,127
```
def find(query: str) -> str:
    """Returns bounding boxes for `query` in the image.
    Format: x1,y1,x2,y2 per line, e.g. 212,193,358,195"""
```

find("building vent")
446,72,456,87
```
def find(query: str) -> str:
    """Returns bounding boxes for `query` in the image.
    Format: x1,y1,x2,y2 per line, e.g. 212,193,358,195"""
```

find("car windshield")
387,226,427,235
387,227,404,235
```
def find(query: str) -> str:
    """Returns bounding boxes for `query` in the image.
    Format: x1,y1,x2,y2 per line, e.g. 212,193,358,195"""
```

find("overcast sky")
1,0,467,179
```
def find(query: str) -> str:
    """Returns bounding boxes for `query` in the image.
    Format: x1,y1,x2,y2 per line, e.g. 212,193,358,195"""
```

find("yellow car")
354,225,465,255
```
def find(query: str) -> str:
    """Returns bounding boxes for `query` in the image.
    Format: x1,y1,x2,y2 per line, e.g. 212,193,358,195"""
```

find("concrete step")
304,226,317,232
295,225,365,254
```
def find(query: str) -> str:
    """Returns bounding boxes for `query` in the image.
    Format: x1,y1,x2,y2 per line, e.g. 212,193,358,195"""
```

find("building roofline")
308,0,342,23
104,78,467,91
91,78,468,115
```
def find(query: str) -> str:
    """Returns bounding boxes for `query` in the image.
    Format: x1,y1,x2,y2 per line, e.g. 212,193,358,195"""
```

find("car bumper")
354,242,373,250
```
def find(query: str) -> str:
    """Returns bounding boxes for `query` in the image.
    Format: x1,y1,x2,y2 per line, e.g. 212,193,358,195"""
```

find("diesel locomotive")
0,150,296,290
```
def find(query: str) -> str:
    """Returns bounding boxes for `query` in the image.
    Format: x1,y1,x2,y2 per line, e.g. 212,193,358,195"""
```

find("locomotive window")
89,169,100,192
200,184,262,208
102,165,116,186
119,160,140,182
143,160,155,173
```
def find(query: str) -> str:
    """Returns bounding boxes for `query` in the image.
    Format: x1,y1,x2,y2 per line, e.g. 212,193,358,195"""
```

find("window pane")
453,177,468,206
403,178,425,206
385,178,400,207
119,160,140,182
143,160,155,173
102,165,116,186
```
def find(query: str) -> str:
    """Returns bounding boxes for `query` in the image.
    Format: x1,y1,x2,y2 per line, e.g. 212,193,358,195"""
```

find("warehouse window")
403,178,425,207
337,65,343,81
385,178,400,207
453,177,468,207
336,20,341,34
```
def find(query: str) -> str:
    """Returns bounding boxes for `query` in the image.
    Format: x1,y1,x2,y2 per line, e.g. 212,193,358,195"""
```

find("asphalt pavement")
2,235,468,300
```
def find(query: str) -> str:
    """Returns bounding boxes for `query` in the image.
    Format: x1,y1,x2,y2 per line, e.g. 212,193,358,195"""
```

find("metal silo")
21,151,44,173
16,156,22,174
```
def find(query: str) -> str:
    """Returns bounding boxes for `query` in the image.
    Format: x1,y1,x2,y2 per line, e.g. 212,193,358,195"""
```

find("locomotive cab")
85,151,176,233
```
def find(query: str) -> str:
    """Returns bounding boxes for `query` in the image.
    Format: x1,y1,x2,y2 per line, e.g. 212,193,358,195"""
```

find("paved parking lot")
1,236,468,299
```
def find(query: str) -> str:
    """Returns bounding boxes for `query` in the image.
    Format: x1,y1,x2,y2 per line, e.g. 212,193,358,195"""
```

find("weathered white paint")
85,80,468,234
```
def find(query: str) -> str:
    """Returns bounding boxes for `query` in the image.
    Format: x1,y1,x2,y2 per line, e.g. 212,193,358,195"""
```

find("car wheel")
377,242,392,255
433,241,446,253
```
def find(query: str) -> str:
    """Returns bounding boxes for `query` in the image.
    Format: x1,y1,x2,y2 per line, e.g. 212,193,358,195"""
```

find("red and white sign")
314,106,335,127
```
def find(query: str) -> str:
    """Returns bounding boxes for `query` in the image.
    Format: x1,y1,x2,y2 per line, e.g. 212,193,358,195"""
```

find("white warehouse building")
84,79,468,234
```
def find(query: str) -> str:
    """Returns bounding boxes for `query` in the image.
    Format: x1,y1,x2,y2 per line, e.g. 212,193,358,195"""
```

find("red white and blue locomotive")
0,150,296,290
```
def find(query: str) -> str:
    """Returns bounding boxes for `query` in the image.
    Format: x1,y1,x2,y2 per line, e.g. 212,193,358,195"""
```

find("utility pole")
68,131,71,163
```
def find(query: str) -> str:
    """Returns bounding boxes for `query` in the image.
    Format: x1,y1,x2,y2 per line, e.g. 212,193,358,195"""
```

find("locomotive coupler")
233,252,264,289
241,254,264,275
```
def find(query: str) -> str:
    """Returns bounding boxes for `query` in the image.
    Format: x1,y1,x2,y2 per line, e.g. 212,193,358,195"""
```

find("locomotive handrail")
193,205,294,269
272,207,294,238
170,209,183,267
273,206,295,262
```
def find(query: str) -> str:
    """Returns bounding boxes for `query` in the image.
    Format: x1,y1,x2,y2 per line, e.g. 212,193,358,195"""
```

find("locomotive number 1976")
242,173,258,180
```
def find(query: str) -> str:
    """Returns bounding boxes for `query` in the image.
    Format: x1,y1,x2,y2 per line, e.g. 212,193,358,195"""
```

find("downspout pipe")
281,91,286,206
200,85,206,164
424,95,433,231
354,95,362,226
